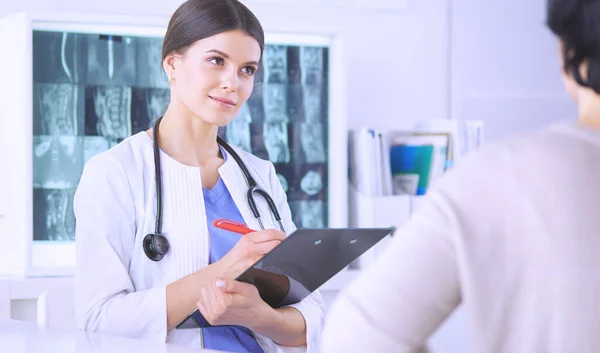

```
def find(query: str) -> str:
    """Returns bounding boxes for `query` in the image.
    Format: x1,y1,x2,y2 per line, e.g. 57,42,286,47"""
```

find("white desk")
0,319,225,353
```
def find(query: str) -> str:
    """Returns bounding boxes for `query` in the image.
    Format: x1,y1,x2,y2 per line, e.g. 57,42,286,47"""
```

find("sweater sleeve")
319,185,462,352
73,154,167,341
268,163,327,353
318,139,514,352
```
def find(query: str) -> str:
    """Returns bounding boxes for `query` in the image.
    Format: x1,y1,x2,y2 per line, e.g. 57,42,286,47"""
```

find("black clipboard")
176,227,395,329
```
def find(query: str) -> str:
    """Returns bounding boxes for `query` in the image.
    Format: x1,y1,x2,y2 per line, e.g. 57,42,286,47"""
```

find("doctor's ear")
162,53,181,82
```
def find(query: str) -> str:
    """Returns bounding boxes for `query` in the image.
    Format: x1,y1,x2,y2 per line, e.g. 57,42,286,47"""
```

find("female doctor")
73,0,325,351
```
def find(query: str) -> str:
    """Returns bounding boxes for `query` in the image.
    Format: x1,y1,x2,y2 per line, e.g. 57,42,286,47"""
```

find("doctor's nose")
221,70,239,92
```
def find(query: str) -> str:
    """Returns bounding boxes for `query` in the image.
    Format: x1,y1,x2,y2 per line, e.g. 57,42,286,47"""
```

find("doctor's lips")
209,95,237,107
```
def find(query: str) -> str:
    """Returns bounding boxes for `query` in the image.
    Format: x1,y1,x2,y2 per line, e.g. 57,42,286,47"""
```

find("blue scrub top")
201,147,265,353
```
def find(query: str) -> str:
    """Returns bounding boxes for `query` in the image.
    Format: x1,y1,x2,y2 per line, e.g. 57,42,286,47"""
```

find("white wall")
450,0,577,140
251,0,451,130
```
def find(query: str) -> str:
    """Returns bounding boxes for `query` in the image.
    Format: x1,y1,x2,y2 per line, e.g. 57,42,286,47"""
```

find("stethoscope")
143,116,286,262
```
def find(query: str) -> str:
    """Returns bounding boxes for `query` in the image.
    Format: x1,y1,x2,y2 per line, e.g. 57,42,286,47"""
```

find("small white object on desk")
0,319,224,353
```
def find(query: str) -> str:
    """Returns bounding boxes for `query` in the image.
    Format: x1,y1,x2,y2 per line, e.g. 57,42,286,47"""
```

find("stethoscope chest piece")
143,233,170,262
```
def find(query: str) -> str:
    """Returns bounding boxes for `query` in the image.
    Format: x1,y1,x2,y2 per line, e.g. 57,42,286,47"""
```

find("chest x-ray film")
32,29,331,242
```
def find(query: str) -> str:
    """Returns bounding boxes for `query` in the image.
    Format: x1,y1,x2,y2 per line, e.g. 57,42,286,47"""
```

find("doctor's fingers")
217,278,257,297
198,283,232,323
247,239,281,257
246,229,286,243
197,286,217,323
199,283,219,306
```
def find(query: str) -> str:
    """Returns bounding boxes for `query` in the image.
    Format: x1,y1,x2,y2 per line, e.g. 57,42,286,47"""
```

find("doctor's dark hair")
546,0,600,94
161,0,265,61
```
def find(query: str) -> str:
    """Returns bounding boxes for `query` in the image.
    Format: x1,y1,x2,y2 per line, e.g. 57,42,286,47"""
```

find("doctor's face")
164,30,261,126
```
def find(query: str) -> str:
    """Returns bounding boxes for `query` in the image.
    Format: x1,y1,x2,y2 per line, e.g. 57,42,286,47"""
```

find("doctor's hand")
215,229,286,279
196,278,272,328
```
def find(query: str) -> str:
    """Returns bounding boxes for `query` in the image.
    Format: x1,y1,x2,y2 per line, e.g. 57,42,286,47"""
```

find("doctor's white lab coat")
73,132,326,352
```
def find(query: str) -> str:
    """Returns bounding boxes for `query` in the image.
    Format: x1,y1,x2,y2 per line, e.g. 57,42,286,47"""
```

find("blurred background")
0,1,575,352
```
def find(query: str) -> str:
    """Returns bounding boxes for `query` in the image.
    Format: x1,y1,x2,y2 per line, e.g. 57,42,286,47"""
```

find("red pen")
213,218,257,234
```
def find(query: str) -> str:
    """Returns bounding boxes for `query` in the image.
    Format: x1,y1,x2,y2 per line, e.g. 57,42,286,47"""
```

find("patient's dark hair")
546,0,600,94
162,0,264,61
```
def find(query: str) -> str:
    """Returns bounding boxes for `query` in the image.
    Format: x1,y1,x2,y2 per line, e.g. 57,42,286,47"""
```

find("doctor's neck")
154,106,222,167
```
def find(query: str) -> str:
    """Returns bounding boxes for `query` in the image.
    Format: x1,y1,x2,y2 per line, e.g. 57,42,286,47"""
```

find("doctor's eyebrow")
205,49,259,66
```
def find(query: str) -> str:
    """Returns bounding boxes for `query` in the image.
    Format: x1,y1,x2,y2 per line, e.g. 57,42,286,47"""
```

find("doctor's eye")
241,65,257,75
208,56,225,66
